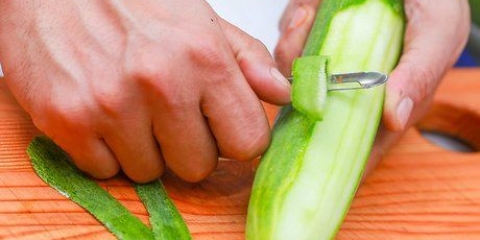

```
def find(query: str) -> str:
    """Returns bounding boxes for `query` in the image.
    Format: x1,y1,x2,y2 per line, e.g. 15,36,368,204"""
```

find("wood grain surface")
1,68,480,239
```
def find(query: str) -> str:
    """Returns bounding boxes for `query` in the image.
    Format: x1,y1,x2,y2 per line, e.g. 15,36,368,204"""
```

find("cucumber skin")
303,0,404,57
135,181,192,240
246,0,405,239
28,136,154,240
292,56,329,120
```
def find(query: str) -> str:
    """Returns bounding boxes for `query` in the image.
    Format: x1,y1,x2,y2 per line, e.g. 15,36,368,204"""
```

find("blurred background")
208,0,480,67
206,0,289,54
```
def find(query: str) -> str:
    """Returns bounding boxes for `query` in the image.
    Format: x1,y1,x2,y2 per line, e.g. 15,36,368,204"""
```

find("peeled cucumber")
246,0,405,239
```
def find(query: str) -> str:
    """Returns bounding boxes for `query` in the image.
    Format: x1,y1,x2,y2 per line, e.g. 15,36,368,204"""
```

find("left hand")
274,0,471,175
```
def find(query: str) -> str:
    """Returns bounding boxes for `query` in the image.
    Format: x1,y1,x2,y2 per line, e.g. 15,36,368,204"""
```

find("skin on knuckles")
28,90,121,179
0,0,291,183
0,0,254,183
84,0,272,182
134,42,220,183
94,88,165,183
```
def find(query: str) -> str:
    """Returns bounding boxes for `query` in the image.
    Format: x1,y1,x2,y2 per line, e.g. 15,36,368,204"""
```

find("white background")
206,0,290,54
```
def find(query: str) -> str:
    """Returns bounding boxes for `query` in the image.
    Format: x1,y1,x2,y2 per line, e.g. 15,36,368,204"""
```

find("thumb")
219,19,291,105
383,0,470,131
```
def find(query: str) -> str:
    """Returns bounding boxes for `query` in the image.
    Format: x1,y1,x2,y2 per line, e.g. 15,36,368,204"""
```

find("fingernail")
396,97,414,129
270,67,291,90
288,7,308,30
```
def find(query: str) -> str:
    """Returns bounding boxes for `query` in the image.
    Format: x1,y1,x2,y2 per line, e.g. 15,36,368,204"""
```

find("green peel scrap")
135,181,191,240
28,136,192,240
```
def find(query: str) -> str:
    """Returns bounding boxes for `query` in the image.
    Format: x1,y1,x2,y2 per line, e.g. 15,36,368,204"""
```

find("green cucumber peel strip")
135,181,192,240
247,0,405,239
292,55,330,120
28,136,154,240
303,0,404,57
29,136,192,240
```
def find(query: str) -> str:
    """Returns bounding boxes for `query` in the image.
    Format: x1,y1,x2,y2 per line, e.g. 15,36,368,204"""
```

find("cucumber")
246,0,405,239
291,56,330,120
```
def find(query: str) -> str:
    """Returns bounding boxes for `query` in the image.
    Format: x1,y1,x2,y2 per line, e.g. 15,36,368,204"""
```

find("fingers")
61,137,120,179
102,119,164,183
219,19,291,105
274,4,317,76
152,103,218,183
199,51,271,162
383,0,470,131
203,84,271,162
33,117,120,179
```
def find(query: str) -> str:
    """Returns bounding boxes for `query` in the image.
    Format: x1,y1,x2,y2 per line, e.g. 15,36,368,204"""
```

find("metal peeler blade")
288,71,388,91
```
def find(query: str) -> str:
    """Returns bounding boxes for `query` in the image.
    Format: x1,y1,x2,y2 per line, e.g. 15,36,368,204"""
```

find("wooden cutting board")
1,68,480,240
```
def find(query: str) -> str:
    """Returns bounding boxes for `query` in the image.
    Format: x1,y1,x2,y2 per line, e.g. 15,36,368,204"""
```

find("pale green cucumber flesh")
292,56,329,120
246,0,405,239
135,181,192,240
28,136,154,240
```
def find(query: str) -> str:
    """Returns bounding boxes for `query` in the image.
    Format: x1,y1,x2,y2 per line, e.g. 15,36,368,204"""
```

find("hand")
275,0,470,174
0,0,291,183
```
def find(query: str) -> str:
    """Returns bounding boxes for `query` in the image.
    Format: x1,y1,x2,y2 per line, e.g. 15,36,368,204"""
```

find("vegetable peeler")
288,71,388,91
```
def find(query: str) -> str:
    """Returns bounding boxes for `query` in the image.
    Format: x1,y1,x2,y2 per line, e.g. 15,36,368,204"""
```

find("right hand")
274,0,470,175
0,0,291,183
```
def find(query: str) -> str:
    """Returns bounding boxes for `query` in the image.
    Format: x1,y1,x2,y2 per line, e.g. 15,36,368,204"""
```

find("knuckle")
246,37,267,52
408,64,438,102
235,37,269,65
125,59,167,84
155,86,196,113
396,52,440,104
187,36,229,70
241,37,267,55
93,88,124,117
37,96,92,136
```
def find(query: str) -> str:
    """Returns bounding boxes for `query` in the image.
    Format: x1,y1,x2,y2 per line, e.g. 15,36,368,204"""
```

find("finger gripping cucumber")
246,0,405,239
